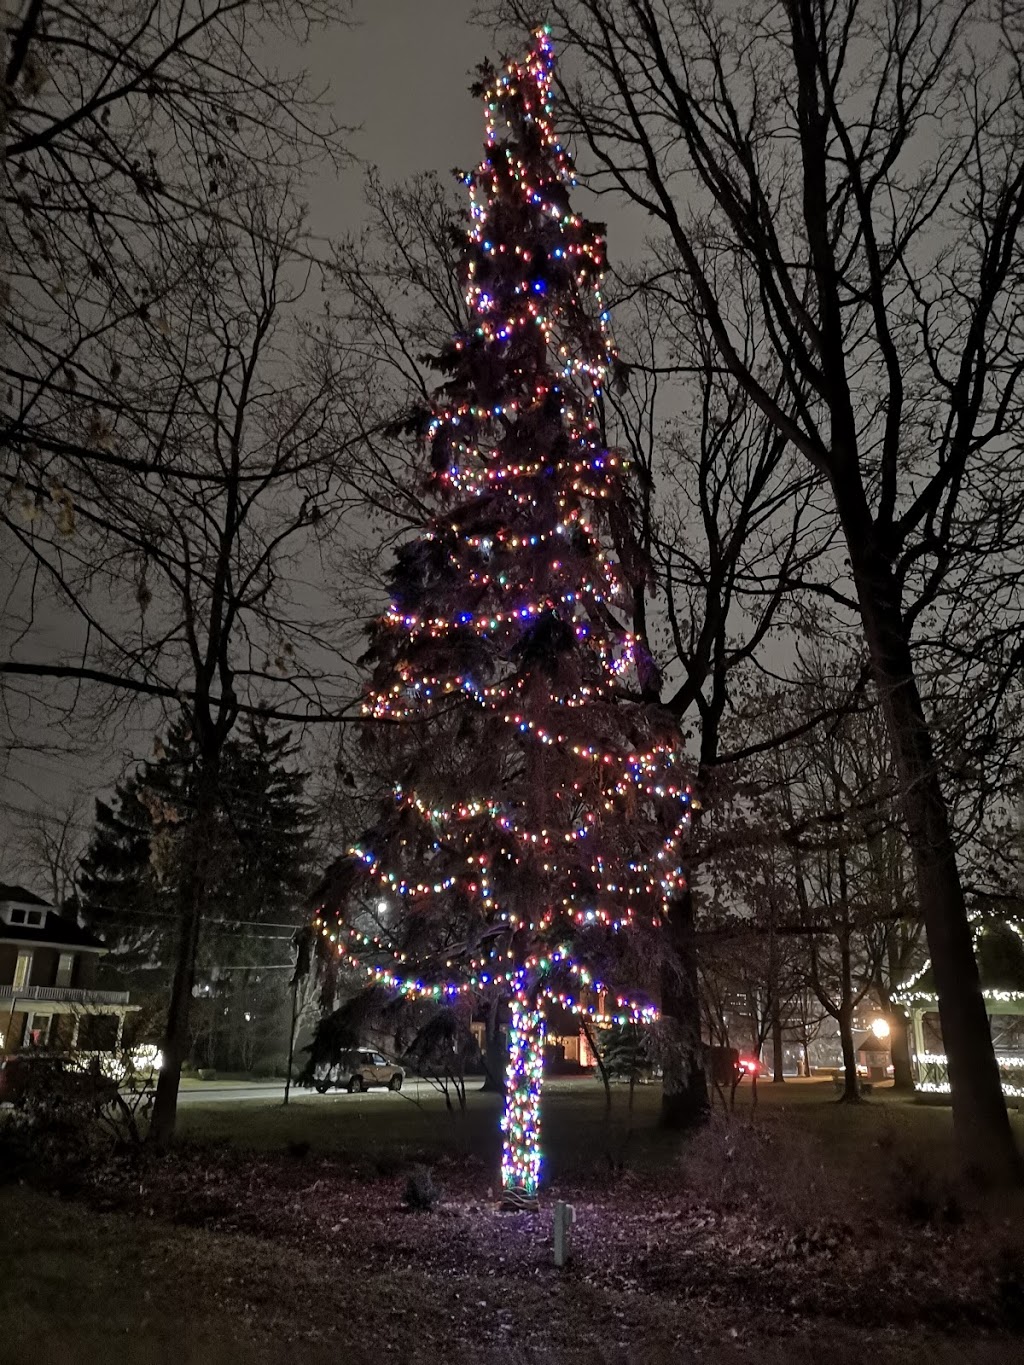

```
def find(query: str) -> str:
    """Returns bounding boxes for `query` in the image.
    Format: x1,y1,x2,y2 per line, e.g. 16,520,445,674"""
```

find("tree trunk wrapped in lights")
310,27,691,1208
501,993,546,1208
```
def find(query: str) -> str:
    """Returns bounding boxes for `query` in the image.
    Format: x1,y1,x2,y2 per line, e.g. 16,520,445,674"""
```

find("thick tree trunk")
838,1007,859,1102
480,995,507,1094
283,976,299,1107
500,993,545,1210
660,888,709,1129
150,759,216,1150
747,992,761,1059
771,1004,785,1083
878,985,915,1092
150,881,203,1148
888,1007,915,1092
842,521,1019,1180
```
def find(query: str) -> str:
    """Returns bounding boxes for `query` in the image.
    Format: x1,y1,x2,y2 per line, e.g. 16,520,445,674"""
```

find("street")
176,1077,487,1105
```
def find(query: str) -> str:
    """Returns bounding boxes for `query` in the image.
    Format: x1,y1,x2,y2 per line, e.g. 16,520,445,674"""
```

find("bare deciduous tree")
2,0,349,470
1,0,355,718
606,271,837,1125
492,0,1024,1180
8,792,85,907
1,3,369,1144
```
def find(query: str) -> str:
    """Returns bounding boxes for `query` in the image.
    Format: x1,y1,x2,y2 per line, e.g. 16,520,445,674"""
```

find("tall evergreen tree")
312,29,691,1209
81,719,313,1011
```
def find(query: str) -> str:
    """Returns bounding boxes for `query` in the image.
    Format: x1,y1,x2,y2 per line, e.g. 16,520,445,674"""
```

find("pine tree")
599,1021,651,1082
80,722,199,985
81,718,314,1039
313,28,691,1209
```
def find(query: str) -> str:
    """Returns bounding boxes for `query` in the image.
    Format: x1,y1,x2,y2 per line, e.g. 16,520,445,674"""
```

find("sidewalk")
178,1075,284,1091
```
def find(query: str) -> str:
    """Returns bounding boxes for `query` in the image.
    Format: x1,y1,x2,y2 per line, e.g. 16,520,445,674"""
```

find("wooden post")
553,1201,575,1267
911,1008,925,1080
283,974,298,1106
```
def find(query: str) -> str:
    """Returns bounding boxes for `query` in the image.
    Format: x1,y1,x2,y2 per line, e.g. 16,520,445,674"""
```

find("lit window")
24,1013,52,1047
13,950,32,990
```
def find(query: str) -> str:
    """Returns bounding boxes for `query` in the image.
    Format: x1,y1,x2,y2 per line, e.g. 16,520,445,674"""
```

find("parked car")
314,1049,404,1094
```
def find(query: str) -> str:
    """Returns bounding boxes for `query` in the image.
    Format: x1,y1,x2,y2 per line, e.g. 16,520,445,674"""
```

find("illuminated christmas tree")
313,28,690,1210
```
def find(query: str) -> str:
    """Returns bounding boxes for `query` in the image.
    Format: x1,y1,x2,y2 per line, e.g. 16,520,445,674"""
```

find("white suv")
314,1049,404,1094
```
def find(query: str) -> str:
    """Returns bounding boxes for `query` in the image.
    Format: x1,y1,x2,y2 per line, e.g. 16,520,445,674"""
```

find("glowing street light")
870,1017,891,1040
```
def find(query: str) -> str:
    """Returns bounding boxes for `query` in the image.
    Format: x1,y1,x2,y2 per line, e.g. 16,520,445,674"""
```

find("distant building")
469,1001,599,1072
0,883,137,1056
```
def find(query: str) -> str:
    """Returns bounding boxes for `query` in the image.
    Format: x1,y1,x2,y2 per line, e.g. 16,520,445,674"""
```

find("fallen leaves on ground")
51,1138,1024,1360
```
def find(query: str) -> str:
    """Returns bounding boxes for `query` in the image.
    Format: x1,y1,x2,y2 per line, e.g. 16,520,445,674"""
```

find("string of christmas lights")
313,916,660,1027
313,27,691,1211
501,996,545,1202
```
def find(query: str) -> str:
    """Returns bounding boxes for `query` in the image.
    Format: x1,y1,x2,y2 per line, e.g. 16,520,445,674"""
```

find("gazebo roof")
896,916,1024,1007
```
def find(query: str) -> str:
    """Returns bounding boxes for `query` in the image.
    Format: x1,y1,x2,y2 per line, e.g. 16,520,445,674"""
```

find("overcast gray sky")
1,2,676,901
0,3,563,857
317,2,486,194
306,4,646,248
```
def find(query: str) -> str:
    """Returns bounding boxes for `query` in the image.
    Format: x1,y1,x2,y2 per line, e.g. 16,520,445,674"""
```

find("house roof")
0,912,107,953
854,1031,890,1054
0,883,50,907
897,917,1024,1003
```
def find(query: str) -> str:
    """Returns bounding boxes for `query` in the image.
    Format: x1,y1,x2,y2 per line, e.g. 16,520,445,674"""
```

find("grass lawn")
176,1076,961,1182
3,1078,1024,1363
179,1076,683,1176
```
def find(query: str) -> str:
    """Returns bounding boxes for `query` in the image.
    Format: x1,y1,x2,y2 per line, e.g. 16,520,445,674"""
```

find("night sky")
311,3,493,232
308,5,645,251
0,3,649,844
2,5,487,827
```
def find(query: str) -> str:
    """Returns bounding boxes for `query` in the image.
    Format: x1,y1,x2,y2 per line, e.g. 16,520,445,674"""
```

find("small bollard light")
553,1199,576,1267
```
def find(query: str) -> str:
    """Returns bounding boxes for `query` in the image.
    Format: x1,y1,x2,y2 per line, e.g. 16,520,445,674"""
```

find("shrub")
402,1164,441,1212
0,1108,37,1182
994,1245,1024,1330
3,1054,155,1183
681,1113,857,1229
250,1053,290,1079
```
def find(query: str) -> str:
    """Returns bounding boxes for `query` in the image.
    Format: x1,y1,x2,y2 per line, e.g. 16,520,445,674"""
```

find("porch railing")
915,1051,1024,1098
0,985,130,1006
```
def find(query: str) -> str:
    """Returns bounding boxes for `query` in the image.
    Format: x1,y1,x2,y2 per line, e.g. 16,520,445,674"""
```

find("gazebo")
895,919,1024,1098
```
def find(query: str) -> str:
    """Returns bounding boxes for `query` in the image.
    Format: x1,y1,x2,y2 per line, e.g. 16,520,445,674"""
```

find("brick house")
0,883,136,1056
